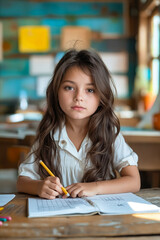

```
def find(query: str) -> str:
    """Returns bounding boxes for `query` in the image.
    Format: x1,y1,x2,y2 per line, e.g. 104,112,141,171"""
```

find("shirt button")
61,140,66,144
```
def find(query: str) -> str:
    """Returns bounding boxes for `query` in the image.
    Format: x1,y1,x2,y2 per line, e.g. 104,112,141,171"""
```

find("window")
138,1,160,112
150,10,160,96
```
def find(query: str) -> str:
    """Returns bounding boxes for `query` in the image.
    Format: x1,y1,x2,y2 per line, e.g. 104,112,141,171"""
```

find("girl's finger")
67,185,78,194
69,186,82,198
66,183,77,191
39,190,57,199
77,190,86,198
49,183,63,194
49,176,61,185
46,189,59,197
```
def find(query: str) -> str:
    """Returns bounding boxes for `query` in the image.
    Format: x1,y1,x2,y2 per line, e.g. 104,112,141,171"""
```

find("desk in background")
0,122,35,168
0,188,160,239
122,129,160,188
0,126,160,187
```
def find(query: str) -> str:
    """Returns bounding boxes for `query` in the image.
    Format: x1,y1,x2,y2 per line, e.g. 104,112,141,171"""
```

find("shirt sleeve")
113,132,138,173
18,145,41,180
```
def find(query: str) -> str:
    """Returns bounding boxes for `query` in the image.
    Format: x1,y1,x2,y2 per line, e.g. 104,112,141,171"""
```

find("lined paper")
28,193,160,218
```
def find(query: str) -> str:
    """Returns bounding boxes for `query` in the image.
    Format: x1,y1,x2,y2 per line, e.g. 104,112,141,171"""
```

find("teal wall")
0,0,137,104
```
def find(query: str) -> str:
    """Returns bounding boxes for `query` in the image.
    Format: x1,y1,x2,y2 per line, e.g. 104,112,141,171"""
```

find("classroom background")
0,0,160,192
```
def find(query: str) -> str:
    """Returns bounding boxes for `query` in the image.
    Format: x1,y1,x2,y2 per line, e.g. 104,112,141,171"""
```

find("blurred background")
0,0,160,192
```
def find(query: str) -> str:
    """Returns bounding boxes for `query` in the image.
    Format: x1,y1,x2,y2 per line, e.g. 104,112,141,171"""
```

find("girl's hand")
66,182,98,198
37,176,63,199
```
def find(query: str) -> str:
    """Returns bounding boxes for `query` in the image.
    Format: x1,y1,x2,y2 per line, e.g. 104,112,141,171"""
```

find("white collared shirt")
18,125,138,187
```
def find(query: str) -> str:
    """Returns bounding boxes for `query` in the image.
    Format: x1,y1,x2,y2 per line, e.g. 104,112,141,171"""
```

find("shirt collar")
53,125,92,160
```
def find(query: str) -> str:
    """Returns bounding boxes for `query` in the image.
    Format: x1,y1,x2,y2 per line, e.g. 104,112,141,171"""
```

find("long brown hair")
33,49,120,181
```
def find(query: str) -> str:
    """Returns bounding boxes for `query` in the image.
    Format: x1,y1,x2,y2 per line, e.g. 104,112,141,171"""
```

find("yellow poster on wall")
18,26,50,52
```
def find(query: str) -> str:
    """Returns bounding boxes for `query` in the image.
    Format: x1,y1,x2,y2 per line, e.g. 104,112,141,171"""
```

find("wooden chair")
6,145,30,168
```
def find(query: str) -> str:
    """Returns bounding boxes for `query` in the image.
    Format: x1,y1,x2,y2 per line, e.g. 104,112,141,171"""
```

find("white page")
28,193,160,218
28,197,95,218
0,194,15,206
87,193,160,215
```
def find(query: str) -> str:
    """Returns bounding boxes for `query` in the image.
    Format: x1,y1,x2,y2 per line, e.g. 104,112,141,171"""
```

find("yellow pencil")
0,207,4,211
39,160,70,197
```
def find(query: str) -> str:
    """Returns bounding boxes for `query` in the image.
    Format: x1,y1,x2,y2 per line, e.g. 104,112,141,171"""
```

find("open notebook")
28,193,160,218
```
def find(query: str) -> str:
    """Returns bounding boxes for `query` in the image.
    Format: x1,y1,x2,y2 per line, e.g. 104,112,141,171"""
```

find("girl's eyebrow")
62,80,95,86
62,80,75,84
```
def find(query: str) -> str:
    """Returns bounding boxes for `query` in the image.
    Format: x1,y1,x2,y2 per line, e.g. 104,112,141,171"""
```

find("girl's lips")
72,106,85,110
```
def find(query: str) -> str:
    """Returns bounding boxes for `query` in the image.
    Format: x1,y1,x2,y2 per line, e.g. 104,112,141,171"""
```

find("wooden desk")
123,134,160,170
0,188,160,239
123,132,160,187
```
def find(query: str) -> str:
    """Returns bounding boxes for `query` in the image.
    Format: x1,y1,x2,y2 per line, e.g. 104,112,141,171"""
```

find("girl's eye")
64,86,74,91
87,89,95,93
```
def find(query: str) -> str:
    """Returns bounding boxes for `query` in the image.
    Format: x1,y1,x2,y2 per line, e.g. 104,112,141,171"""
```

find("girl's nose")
74,89,83,102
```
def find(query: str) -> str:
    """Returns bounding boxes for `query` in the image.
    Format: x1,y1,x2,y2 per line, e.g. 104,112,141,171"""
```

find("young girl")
17,49,140,199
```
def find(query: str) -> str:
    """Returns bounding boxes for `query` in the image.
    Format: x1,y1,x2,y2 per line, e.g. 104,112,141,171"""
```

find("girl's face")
58,66,100,123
